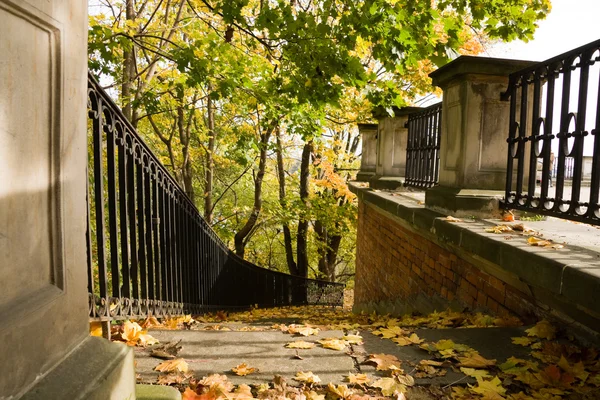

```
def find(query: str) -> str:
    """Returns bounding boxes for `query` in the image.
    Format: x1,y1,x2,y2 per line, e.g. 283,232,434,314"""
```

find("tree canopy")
88,0,550,282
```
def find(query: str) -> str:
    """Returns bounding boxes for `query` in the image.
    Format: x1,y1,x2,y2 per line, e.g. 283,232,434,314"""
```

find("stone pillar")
356,123,378,181
0,1,135,398
425,56,537,216
369,107,421,189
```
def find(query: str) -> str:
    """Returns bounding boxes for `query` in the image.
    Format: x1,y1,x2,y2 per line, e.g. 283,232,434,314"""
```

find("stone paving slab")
136,329,355,385
356,327,529,386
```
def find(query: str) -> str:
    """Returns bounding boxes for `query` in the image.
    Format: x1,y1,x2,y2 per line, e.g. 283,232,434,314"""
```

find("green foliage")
87,0,549,282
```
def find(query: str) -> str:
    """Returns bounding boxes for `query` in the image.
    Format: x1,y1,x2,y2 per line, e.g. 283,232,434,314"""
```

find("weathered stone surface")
136,329,355,385
428,56,537,207
20,337,135,400
137,384,182,400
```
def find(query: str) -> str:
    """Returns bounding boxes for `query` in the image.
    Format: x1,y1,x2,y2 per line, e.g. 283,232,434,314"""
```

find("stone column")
356,123,378,181
425,56,537,216
0,1,135,398
370,107,421,189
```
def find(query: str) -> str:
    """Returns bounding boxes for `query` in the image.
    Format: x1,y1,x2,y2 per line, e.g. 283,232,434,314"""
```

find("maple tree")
88,0,551,283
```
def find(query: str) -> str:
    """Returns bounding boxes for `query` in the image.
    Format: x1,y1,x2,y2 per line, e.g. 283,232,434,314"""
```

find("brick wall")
355,201,539,320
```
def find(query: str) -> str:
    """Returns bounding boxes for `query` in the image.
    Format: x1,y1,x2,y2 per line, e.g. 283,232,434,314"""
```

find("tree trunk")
122,0,135,122
177,88,195,203
275,127,298,276
296,140,313,278
234,122,275,258
204,90,215,224
314,219,342,282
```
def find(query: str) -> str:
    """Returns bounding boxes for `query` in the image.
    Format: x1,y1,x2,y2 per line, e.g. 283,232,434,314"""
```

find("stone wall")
355,201,538,320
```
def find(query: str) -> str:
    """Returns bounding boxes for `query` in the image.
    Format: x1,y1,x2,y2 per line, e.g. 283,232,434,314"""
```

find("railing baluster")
91,96,108,309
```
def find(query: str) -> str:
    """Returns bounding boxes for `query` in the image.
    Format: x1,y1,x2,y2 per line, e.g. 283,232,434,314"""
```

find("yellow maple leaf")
471,376,506,396
461,367,491,379
557,356,589,383
289,325,320,337
346,373,370,385
122,320,144,344
230,384,254,400
342,334,363,344
286,341,316,349
369,378,406,396
231,363,258,376
366,353,402,371
526,320,556,340
457,352,496,368
138,332,159,346
318,338,348,351
392,333,423,346
372,326,407,339
154,358,189,373
305,391,325,400
294,371,321,385
327,383,354,399
512,336,537,346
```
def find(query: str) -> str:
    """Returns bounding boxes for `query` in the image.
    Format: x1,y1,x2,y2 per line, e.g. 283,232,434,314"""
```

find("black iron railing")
502,38,600,224
404,103,442,188
86,73,343,321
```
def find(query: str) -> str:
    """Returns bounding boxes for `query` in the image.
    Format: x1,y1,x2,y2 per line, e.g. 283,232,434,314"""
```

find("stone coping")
429,55,538,88
349,182,600,316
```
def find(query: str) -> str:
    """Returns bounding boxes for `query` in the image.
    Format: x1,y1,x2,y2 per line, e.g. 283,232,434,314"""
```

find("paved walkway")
135,322,529,387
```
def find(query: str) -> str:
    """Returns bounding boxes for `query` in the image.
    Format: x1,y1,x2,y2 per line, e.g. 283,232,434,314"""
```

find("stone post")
425,56,537,216
356,123,378,181
0,0,136,398
369,107,421,189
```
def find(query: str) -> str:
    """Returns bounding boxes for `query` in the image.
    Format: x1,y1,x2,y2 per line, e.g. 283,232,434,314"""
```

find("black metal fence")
86,74,343,321
502,38,600,224
404,103,442,188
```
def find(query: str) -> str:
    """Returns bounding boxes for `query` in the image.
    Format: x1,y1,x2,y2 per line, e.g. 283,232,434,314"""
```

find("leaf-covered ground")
91,306,600,399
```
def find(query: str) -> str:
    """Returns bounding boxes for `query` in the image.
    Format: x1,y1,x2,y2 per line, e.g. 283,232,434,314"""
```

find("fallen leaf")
231,363,258,376
155,358,189,373
122,321,144,344
444,216,463,222
294,371,321,385
138,333,159,346
369,378,406,396
318,338,348,351
502,211,515,222
526,320,556,340
286,341,316,349
461,367,491,379
511,337,537,347
289,325,320,337
486,225,513,234
365,354,402,371
342,334,363,344
346,373,370,385
328,383,354,399
457,352,496,368
392,333,423,346
471,376,506,397
157,372,191,385
231,384,254,400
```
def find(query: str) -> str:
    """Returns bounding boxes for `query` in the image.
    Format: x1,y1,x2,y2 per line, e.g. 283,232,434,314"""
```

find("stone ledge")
21,337,135,400
350,182,600,331
137,384,182,400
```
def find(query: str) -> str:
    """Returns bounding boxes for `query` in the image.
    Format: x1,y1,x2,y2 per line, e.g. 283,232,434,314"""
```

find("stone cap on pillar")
372,106,423,120
429,56,538,89
357,123,378,132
